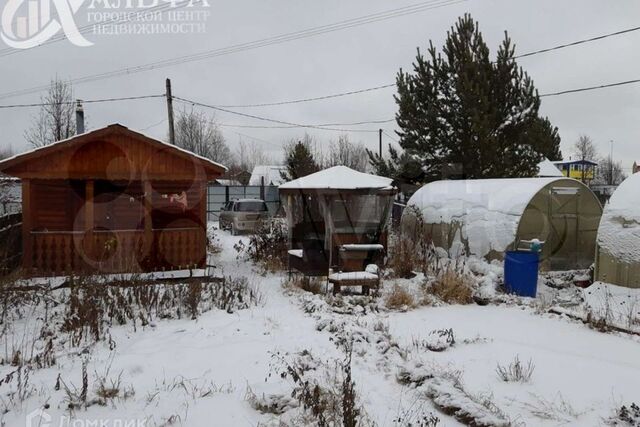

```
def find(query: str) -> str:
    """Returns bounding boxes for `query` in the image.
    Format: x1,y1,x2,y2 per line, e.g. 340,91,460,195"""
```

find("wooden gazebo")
279,166,396,293
0,124,226,276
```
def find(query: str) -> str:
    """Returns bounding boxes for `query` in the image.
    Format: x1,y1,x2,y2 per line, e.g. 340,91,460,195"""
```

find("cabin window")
151,181,203,229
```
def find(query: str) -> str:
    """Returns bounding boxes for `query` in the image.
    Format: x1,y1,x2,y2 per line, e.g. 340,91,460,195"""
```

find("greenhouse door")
548,187,580,270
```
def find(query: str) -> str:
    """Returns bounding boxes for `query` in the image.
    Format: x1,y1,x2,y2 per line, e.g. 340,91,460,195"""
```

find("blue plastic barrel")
504,251,539,297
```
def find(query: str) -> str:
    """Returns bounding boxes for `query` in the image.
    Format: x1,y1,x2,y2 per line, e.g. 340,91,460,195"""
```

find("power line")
539,78,640,97
0,94,164,109
231,131,283,150
382,130,399,143
0,0,464,100
174,95,380,133
218,84,396,108
218,75,640,113
219,118,394,129
140,117,167,132
515,25,640,59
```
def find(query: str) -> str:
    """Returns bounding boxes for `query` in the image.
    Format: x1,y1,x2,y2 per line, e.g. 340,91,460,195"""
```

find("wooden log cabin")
0,124,226,276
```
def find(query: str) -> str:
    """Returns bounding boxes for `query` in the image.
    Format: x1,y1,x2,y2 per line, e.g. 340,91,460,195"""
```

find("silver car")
218,199,270,235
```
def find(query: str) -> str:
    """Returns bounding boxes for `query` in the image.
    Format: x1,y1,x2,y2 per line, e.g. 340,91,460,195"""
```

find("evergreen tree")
385,14,562,184
281,137,319,181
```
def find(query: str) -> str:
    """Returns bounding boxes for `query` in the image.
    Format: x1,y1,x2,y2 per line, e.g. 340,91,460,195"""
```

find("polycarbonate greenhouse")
402,178,603,270
595,173,640,288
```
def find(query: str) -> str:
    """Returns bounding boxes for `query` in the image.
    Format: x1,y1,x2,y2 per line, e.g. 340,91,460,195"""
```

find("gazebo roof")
279,166,394,193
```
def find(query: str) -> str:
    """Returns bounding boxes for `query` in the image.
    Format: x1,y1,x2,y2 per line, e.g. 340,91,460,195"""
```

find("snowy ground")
1,227,640,427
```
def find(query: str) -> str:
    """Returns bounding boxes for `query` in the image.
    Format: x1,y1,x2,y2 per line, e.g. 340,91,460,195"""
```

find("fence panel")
206,184,281,221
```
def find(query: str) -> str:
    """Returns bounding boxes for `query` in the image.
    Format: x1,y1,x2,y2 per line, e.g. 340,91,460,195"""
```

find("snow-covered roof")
537,159,564,177
0,123,227,173
597,173,640,263
279,166,394,191
249,165,286,186
405,178,567,257
214,179,241,186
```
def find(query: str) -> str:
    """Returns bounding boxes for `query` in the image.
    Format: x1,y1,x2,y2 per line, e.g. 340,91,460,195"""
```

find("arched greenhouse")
402,178,602,270
595,173,640,288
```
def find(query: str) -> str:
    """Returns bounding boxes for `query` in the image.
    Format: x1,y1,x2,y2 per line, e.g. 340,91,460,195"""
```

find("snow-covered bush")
234,218,288,272
266,348,372,427
426,379,511,427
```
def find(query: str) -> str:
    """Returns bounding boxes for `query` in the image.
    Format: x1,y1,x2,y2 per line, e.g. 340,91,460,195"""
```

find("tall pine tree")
372,15,562,184
281,137,319,181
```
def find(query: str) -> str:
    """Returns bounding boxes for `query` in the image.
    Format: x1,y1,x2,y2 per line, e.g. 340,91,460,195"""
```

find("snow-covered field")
1,227,640,427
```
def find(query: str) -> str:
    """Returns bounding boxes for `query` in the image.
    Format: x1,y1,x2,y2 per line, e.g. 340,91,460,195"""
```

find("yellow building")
552,160,597,181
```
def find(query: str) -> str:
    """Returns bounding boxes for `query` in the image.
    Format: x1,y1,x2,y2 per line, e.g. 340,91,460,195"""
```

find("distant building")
633,160,640,174
249,165,287,186
212,179,242,186
552,159,598,182
536,159,563,177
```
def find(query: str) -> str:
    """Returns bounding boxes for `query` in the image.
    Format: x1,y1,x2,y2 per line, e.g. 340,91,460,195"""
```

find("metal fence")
206,184,281,221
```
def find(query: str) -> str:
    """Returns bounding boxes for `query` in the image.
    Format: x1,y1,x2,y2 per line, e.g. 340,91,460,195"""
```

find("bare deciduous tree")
324,134,369,172
0,147,13,161
235,139,274,172
573,135,598,161
174,107,232,165
595,156,627,185
25,78,76,148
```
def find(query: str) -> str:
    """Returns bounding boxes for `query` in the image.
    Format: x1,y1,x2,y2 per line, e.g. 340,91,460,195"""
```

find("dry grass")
426,268,473,304
384,284,414,310
285,275,325,295
387,237,422,279
496,356,535,383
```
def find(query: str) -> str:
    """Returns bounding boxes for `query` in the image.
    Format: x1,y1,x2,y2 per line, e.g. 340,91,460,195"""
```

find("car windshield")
236,201,267,212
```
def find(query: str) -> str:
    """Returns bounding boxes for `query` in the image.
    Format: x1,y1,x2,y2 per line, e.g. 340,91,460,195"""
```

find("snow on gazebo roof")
597,173,640,263
537,159,564,177
405,178,566,257
279,166,394,191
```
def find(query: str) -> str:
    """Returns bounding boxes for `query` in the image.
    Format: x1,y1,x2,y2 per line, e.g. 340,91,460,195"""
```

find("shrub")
268,348,369,426
235,219,288,272
426,268,473,304
286,275,325,295
496,356,535,383
384,284,414,310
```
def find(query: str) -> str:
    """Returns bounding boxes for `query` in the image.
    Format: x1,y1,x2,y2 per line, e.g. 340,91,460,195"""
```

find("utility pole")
166,78,175,145
378,129,383,158
609,140,614,185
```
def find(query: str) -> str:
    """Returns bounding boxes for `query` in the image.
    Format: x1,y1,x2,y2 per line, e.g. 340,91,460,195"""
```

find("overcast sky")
1,0,639,172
